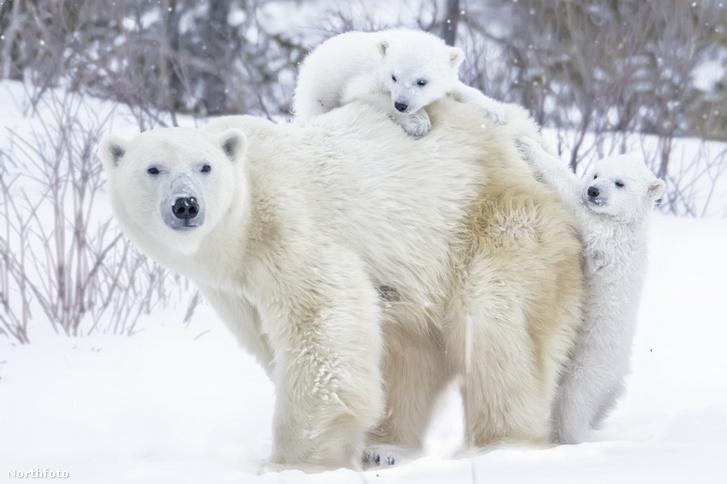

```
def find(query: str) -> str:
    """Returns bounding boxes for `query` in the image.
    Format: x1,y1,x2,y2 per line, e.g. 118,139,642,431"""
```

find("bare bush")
0,0,725,344
0,0,309,121
0,88,174,343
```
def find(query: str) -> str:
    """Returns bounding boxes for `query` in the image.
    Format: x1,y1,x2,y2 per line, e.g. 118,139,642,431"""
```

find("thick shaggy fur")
100,100,584,469
517,138,664,444
293,29,505,136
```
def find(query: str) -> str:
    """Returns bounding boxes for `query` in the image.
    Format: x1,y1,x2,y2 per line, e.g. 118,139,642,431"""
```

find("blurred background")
0,0,725,343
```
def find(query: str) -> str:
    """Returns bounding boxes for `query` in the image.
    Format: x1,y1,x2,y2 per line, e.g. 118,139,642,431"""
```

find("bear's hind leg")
446,260,552,447
365,323,449,465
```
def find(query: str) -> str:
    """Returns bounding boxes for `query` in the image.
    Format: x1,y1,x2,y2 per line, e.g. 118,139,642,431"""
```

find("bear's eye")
615,180,625,188
147,166,160,176
200,163,212,174
593,174,598,180
391,74,397,82
416,79,428,87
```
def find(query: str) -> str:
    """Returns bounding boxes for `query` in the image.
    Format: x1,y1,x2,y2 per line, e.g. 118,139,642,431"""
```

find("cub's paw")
515,136,540,162
482,104,507,125
395,110,432,138
362,444,416,468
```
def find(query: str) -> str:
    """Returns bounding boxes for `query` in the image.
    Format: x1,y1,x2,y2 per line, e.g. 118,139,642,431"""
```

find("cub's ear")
98,135,129,168
377,40,389,57
648,178,666,203
449,46,465,68
219,129,248,162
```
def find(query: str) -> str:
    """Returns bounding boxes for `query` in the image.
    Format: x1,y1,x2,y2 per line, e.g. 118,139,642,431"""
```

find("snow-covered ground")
1,215,726,484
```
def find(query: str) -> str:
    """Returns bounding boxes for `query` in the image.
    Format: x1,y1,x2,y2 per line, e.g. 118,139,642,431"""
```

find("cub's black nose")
587,186,600,198
394,101,408,112
172,197,199,220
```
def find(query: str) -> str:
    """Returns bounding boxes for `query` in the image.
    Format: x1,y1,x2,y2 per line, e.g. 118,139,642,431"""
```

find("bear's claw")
361,444,416,468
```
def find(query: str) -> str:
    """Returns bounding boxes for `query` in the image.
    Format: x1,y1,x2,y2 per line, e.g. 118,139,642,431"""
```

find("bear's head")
582,153,665,223
377,30,464,115
99,127,247,256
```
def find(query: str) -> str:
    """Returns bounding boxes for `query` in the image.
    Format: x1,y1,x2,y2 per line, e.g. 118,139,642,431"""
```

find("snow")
1,215,726,483
692,58,726,93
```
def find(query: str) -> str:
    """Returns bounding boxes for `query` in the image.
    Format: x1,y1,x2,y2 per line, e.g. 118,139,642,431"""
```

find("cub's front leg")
516,136,582,210
391,109,432,138
251,245,384,470
449,82,507,125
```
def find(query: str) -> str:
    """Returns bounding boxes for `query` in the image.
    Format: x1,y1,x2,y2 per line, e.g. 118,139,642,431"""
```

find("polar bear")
517,138,664,444
100,99,584,470
293,29,506,137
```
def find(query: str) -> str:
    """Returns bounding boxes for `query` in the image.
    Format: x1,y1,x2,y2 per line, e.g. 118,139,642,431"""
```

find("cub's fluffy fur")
293,29,505,136
518,137,664,444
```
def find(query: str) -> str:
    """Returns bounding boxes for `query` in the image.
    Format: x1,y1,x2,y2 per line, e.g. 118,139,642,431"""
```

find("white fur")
293,29,506,136
517,138,665,444
99,100,584,469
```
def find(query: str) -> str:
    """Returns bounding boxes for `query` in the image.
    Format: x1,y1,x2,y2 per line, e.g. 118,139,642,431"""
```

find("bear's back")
214,100,582,327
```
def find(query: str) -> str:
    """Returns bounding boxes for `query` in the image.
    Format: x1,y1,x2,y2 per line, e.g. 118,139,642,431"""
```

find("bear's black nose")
172,197,199,220
394,101,408,112
587,186,600,198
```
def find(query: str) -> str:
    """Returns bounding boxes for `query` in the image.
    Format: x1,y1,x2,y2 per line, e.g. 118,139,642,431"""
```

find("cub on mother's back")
293,29,506,137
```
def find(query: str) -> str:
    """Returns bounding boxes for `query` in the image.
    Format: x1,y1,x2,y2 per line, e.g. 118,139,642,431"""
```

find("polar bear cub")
517,138,665,444
293,28,506,137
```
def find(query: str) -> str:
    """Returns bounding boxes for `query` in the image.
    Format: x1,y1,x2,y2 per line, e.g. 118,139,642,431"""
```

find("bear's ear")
648,178,666,203
448,46,464,68
98,135,129,168
219,129,247,162
377,40,389,58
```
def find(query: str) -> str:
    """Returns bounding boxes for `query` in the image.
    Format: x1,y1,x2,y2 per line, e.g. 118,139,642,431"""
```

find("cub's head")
99,127,247,256
582,153,665,222
377,30,464,115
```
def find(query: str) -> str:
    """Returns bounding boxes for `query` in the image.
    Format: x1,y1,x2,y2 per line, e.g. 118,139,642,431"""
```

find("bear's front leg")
254,247,384,470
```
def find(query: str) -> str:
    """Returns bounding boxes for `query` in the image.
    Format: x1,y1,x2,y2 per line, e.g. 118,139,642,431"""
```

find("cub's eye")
391,74,397,82
615,180,625,188
416,79,428,87
200,163,212,174
593,174,598,179
147,166,160,176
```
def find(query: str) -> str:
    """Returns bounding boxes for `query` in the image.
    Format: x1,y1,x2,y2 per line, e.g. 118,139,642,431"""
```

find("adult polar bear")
100,99,584,469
